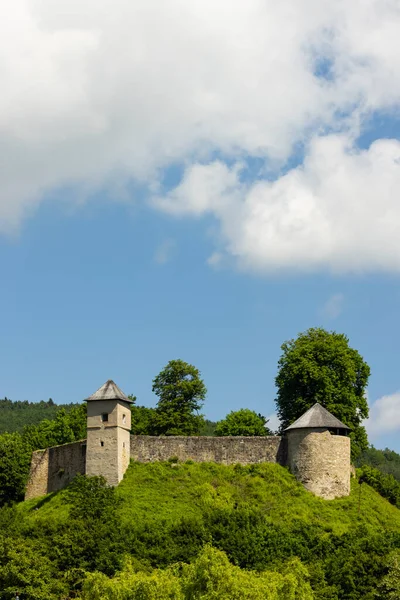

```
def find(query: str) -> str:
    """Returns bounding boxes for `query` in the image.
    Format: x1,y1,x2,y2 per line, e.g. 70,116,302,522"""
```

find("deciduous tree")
275,327,370,457
215,409,271,436
152,360,206,435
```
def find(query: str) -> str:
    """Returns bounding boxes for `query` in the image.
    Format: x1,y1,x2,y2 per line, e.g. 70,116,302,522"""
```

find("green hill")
0,398,81,434
8,460,400,600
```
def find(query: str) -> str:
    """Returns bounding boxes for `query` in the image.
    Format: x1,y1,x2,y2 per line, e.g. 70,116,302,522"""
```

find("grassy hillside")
10,461,400,599
0,398,81,434
23,460,400,533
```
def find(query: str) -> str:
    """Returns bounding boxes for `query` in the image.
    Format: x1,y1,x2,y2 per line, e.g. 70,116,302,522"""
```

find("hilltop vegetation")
2,334,400,599
0,398,80,434
0,404,86,505
1,461,400,599
357,446,400,480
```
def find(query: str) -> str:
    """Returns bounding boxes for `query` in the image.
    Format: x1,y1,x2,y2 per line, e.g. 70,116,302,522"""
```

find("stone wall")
130,435,287,465
287,428,350,499
25,432,351,501
47,440,86,493
25,440,86,499
25,449,49,500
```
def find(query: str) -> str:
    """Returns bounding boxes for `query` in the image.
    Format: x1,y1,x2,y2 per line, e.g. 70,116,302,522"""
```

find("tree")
152,360,206,435
378,550,400,599
81,545,314,600
0,433,32,505
128,396,159,436
275,327,370,457
0,405,87,508
58,475,123,576
215,409,272,436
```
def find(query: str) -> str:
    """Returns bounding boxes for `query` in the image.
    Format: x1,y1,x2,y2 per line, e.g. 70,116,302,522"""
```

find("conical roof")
284,403,350,431
85,379,132,403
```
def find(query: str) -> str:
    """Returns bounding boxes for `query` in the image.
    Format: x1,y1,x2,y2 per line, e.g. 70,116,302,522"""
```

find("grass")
116,461,400,534
20,460,400,535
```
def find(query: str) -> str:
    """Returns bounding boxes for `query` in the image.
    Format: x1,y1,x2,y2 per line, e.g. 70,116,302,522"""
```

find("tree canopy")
275,327,370,457
152,359,206,435
215,409,271,436
0,404,87,506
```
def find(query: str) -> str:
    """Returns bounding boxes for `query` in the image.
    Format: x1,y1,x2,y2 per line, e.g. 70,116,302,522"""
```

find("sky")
1,0,400,450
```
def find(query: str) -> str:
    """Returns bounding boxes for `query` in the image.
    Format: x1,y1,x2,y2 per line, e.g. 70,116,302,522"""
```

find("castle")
25,379,351,501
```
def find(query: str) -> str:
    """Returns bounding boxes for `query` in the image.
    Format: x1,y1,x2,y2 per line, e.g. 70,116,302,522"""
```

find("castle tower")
285,403,351,500
85,379,133,486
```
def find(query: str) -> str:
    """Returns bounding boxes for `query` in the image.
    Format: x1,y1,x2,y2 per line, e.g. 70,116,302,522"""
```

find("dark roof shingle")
285,403,350,431
85,379,132,403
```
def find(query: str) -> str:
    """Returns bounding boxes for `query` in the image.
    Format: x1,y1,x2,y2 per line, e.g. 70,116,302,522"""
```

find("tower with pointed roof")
285,403,351,499
85,379,133,486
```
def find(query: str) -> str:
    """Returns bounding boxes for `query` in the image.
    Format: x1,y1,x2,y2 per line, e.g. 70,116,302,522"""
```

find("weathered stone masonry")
130,435,287,465
25,381,351,501
26,440,86,500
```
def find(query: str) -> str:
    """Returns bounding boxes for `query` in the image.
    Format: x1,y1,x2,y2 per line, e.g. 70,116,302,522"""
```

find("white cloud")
321,293,345,319
365,392,400,436
266,413,281,433
155,136,400,272
1,0,400,275
154,239,176,265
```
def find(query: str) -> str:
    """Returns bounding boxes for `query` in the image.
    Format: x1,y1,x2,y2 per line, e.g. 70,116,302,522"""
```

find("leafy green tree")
152,360,206,435
22,404,86,451
215,409,271,436
200,419,218,436
0,536,67,600
0,433,31,505
356,446,400,482
378,550,400,599
275,328,370,457
130,405,158,435
0,397,81,434
55,475,123,577
0,405,87,508
80,545,314,600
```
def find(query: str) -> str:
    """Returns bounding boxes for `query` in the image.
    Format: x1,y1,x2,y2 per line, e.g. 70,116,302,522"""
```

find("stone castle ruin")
25,380,351,501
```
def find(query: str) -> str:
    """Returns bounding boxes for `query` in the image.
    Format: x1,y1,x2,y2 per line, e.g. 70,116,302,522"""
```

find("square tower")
85,380,132,486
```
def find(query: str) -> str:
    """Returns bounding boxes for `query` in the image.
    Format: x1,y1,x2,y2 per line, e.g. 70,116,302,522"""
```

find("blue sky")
2,0,400,450
2,190,400,450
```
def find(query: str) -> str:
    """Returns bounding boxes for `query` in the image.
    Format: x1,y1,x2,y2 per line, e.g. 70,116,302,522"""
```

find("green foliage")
356,446,400,481
199,419,218,436
0,397,80,434
0,434,32,507
378,550,400,599
130,405,158,435
215,409,271,436
152,359,207,435
3,462,400,599
64,474,121,521
358,465,400,508
0,404,87,506
0,536,68,600
22,404,86,450
55,475,123,576
80,545,314,600
275,327,370,457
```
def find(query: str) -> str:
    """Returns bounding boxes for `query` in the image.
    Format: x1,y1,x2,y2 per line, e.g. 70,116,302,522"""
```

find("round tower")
85,379,133,486
285,403,351,500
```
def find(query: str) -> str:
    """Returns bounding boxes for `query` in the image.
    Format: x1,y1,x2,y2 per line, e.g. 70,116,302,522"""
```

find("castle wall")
25,448,49,500
26,431,351,501
47,440,86,493
25,441,86,500
130,435,287,465
287,428,350,499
